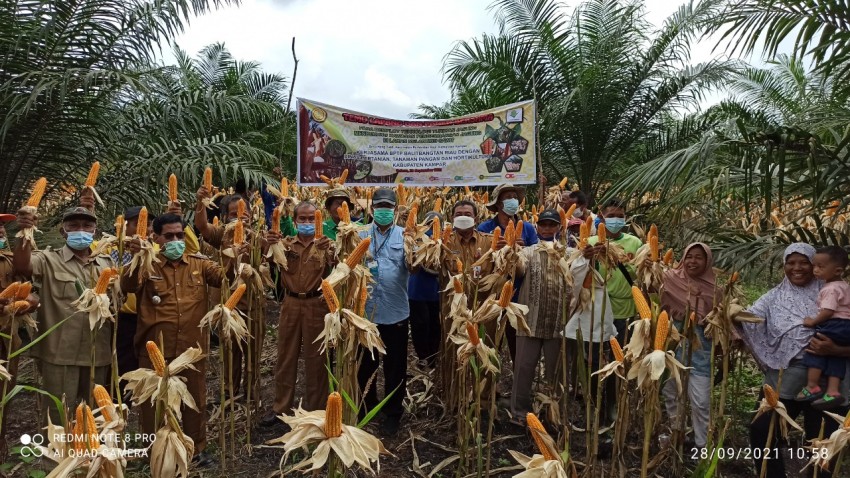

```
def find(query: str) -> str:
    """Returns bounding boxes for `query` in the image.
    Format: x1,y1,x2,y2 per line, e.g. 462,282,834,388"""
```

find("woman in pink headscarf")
659,242,724,450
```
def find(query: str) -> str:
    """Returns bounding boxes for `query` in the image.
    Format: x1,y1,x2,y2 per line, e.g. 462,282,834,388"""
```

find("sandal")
796,386,824,402
813,394,845,411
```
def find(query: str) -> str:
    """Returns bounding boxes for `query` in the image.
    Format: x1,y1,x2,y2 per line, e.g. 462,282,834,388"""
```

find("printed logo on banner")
505,173,516,179
506,108,523,123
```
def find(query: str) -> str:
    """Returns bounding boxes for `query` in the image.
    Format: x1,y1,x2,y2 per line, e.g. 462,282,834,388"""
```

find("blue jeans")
802,318,850,378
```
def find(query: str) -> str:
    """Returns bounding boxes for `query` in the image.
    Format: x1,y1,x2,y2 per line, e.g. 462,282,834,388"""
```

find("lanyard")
371,225,392,258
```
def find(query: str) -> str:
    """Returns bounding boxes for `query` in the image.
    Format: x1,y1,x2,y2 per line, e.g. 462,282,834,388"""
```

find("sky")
172,0,753,119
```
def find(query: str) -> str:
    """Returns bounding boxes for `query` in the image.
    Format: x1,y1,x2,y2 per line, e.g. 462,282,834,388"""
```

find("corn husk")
120,346,206,420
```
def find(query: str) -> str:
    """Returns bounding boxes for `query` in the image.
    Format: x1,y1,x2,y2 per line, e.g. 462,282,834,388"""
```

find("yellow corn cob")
314,210,323,239
498,281,513,307
763,384,778,408
115,215,124,238
15,282,32,301
527,413,558,461
432,217,442,239
455,259,463,274
237,199,246,219
281,178,289,197
136,207,148,238
83,404,98,449
655,311,670,351
649,235,659,262
466,322,480,346
366,189,373,201
632,286,651,320
516,220,525,239
321,280,339,313
94,268,117,294
490,228,502,251
84,162,100,188
146,341,166,376
93,384,113,422
558,177,569,189
559,209,567,228
565,204,576,220
453,277,464,293
212,216,220,227
339,169,349,185
433,197,443,213
271,208,281,234
324,392,343,438
505,221,516,247
597,222,607,243
26,177,47,208
663,249,674,265
0,282,21,301
203,167,213,191
233,220,244,245
339,201,351,224
346,238,371,268
225,284,246,310
730,272,740,284
356,283,368,316
7,300,29,315
648,224,658,242
844,411,850,428
442,222,452,243
610,337,624,362
482,192,489,203
167,174,178,203
441,186,451,196
73,404,85,452
320,174,333,186
405,204,418,232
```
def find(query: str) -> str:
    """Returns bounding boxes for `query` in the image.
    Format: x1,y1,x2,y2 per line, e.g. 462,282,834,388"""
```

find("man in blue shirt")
357,188,411,436
477,183,539,364
408,211,442,369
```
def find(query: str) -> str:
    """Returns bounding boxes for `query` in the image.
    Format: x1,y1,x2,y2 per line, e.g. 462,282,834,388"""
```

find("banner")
297,98,537,186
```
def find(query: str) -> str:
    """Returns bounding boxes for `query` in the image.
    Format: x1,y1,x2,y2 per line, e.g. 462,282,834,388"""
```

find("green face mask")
162,240,185,260
0,238,6,249
373,208,395,226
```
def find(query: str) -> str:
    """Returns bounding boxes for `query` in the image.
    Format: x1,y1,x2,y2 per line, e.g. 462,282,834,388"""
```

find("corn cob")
453,277,464,293
203,167,213,191
396,184,406,206
433,198,442,213
464,186,471,195
320,175,333,186
15,282,32,301
597,222,607,243
663,249,674,265
324,392,343,438
8,300,29,315
83,404,99,449
455,259,463,274
527,413,558,461
339,169,349,185
232,220,244,245
73,404,85,452
115,215,124,238
565,204,576,220
649,235,659,262
314,210,323,239
237,199,246,219
689,311,697,324
212,216,220,227
431,216,441,240
582,270,593,288
339,201,351,224
441,186,451,196
558,177,569,189
26,178,47,208
504,221,516,247
654,311,670,351
321,280,339,313
610,337,624,362
559,209,567,228
730,272,740,284
515,220,524,240
93,384,113,422
482,192,488,204
522,212,529,222
271,208,281,234
146,341,167,376
225,284,246,310
498,281,513,307
466,322,480,346
357,284,368,316
441,222,452,243
281,178,289,197
490,228,502,251
632,286,651,320
763,384,778,408
94,268,117,294
84,162,100,188
844,412,850,428
648,224,658,242
168,174,178,202
346,238,371,268
405,204,418,232
0,282,21,301
136,207,148,238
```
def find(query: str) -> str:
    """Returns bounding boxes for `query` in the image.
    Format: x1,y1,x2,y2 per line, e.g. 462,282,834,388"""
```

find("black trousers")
409,300,440,367
358,320,409,421
750,396,845,477
115,312,139,396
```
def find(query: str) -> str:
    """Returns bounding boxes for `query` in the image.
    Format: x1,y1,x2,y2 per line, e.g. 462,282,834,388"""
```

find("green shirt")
588,233,642,319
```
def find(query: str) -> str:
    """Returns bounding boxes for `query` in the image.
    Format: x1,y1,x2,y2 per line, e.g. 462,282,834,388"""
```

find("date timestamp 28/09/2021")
690,447,829,461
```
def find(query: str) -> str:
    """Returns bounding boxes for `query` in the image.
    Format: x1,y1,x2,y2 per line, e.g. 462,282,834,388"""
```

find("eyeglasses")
161,232,185,241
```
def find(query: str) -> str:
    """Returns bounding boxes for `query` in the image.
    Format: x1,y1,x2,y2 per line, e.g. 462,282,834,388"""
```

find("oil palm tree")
422,0,735,199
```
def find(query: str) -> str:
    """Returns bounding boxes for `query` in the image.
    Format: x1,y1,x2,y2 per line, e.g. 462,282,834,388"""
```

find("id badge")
366,260,378,277
472,265,482,279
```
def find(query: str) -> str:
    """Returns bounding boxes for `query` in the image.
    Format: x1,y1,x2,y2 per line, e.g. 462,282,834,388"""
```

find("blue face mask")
65,230,94,250
502,198,520,216
296,223,316,236
604,217,626,234
162,240,186,260
594,216,602,229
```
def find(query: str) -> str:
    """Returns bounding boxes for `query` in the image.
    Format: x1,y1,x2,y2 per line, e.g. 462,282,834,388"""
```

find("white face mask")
573,207,584,218
453,216,475,230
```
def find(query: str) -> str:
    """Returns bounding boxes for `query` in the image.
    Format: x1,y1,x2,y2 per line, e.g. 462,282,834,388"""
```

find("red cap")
0,214,16,223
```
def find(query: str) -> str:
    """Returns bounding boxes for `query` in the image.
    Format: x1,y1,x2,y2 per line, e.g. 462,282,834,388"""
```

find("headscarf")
741,243,821,370
661,242,723,320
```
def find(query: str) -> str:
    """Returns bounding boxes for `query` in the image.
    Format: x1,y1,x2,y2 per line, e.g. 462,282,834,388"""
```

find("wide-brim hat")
62,207,97,222
485,184,526,212
324,187,353,210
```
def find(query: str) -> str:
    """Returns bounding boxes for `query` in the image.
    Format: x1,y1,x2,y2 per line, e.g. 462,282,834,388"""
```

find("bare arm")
804,308,834,328
12,210,35,278
194,186,216,240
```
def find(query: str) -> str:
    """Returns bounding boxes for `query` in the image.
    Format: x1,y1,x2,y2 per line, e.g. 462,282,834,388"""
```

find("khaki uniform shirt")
441,230,495,298
121,253,225,359
279,237,334,295
0,250,15,289
30,246,114,366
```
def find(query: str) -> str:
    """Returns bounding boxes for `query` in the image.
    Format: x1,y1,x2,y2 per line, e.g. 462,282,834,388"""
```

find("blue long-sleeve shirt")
359,224,410,325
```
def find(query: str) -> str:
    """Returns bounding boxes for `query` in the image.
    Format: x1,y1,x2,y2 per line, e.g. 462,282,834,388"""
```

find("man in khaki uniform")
14,205,114,424
260,201,334,427
123,213,237,468
0,213,38,459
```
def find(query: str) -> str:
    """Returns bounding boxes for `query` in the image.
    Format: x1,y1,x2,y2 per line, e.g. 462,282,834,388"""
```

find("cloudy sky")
173,0,755,119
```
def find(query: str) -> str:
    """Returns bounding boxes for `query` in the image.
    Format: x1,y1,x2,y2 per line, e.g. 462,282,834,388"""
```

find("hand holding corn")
196,185,212,203
126,237,142,255
79,188,96,211
265,230,281,246
15,209,36,230
315,236,331,251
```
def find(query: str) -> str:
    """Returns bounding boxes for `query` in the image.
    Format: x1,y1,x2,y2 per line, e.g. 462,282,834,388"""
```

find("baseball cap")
537,209,561,224
62,207,97,222
0,214,16,223
372,188,397,207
